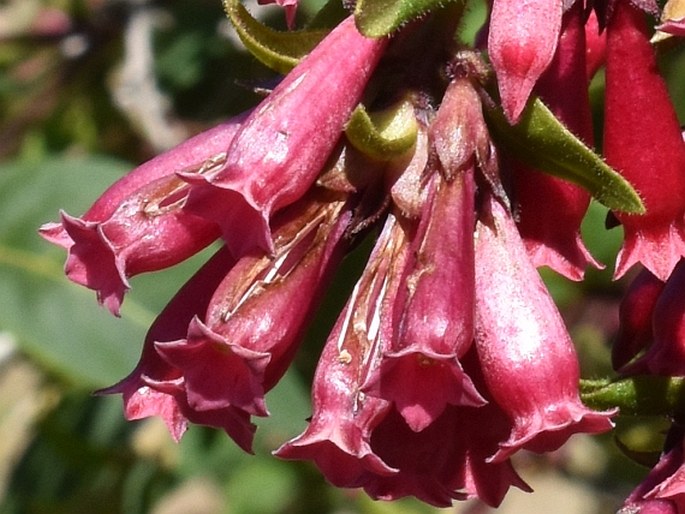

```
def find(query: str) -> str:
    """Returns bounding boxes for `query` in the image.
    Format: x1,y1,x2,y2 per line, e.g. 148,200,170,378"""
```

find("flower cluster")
42,0,685,510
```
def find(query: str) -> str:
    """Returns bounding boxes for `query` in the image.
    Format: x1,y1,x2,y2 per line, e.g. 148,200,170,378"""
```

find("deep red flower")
604,0,685,281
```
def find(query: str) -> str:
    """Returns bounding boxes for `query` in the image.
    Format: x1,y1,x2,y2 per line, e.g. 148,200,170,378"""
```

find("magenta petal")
613,268,664,371
166,188,351,419
40,118,243,314
183,16,388,256
144,376,256,453
622,260,685,376
155,319,271,417
488,0,563,123
474,193,614,462
620,442,685,514
368,347,484,432
96,246,236,441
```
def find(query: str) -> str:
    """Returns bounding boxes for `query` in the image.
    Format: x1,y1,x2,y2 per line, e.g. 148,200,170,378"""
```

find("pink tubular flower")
182,16,388,257
39,117,245,315
488,0,563,123
155,187,353,419
474,192,615,462
513,1,602,280
613,268,664,371
275,213,412,488
604,0,685,281
621,260,685,377
96,246,258,452
364,168,484,433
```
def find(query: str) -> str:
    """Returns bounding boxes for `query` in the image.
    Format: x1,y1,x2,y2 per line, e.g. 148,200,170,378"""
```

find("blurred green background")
1,1,685,513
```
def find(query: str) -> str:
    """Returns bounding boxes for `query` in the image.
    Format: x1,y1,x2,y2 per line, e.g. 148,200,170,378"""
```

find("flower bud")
488,0,563,123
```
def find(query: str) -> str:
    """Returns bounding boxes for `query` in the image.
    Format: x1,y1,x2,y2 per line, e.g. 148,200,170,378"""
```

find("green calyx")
345,100,419,161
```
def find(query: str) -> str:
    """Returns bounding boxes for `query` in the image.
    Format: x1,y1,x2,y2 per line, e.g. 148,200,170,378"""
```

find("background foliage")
1,1,684,513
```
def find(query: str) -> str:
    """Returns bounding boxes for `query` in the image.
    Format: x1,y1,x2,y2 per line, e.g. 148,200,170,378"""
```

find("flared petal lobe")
95,246,259,450
474,193,614,462
182,16,388,257
39,118,244,314
157,187,353,420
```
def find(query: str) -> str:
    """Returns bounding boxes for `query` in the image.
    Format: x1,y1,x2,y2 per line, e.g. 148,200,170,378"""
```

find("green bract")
345,101,419,160
223,0,328,73
484,96,646,215
354,0,464,37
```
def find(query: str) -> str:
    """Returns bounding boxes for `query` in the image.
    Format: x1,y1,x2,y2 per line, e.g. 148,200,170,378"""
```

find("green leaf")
344,100,419,160
484,96,645,215
222,0,329,74
354,0,463,37
580,375,685,417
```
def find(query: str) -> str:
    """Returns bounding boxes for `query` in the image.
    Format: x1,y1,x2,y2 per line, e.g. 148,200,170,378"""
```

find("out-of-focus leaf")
0,156,155,388
484,96,645,215
222,0,329,74
354,0,463,37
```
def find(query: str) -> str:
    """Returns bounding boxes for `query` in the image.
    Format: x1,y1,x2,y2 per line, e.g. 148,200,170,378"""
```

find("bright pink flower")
96,246,257,451
39,117,244,315
488,0,563,123
156,188,353,419
513,1,602,280
604,0,685,281
613,268,664,371
474,192,615,462
622,260,685,376
275,213,412,488
364,169,484,433
182,16,388,257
